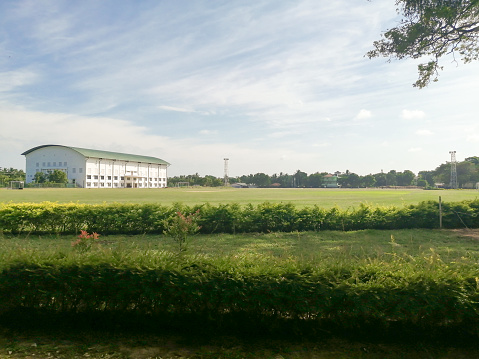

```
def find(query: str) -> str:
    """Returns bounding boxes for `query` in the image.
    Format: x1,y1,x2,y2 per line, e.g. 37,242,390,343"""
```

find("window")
114,176,118,180
100,176,104,180
48,162,51,167
72,168,76,173
36,162,39,167
94,175,98,180
79,168,83,173
53,162,56,167
87,175,91,179
87,182,91,187
120,176,124,180
42,162,45,167
64,162,67,166
108,176,112,180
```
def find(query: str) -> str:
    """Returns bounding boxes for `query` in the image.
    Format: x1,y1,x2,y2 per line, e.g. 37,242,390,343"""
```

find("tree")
374,172,388,187
368,0,479,88
386,170,398,186
252,173,271,188
396,170,416,186
0,167,26,187
294,170,308,187
34,171,47,183
362,174,377,187
48,170,68,184
418,170,435,186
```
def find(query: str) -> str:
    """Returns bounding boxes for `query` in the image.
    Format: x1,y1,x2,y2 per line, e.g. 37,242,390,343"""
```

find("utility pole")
449,151,458,189
223,158,229,186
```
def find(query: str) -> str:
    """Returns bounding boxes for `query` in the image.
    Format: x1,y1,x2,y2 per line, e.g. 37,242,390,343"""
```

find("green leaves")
369,0,479,87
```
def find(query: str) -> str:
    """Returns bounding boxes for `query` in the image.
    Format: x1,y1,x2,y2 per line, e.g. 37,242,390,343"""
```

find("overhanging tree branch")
368,0,479,88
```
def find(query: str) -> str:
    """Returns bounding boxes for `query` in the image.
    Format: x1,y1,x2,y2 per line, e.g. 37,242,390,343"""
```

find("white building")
22,145,170,188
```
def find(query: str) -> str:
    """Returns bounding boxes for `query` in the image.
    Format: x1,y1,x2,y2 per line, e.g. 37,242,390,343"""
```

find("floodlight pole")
449,151,458,189
224,158,229,186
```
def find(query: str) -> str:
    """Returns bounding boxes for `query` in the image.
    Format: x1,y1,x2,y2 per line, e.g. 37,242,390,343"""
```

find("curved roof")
22,145,170,165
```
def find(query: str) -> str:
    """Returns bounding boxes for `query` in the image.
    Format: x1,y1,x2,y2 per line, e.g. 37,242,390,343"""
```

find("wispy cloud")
415,129,434,136
1,1,479,176
402,109,426,120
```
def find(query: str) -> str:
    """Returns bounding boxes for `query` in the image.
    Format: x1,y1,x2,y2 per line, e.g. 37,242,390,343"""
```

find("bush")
1,257,478,336
1,199,479,235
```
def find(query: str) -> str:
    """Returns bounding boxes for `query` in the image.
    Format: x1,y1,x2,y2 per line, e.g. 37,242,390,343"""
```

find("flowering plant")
71,230,100,252
163,210,201,252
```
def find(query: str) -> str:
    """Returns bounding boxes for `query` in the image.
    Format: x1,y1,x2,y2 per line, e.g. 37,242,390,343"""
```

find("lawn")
1,228,479,358
2,228,477,266
1,187,478,208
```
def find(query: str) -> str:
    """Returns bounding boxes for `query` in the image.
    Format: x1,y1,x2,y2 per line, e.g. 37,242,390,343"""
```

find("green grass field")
2,228,477,266
2,188,479,358
1,187,478,207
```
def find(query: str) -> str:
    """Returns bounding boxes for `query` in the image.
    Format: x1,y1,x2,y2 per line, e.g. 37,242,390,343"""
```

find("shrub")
1,199,479,235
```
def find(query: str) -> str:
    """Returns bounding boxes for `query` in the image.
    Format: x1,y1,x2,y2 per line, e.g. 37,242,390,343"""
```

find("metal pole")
439,196,442,229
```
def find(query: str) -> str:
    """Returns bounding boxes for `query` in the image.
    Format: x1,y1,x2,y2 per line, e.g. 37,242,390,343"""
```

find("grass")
2,228,478,266
1,187,479,208
1,229,479,357
1,229,479,358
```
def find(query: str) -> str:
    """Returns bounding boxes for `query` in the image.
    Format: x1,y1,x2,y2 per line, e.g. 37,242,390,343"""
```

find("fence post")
439,196,442,229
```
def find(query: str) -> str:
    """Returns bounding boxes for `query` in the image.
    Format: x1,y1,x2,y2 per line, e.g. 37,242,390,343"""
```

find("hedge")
1,200,478,235
1,259,478,336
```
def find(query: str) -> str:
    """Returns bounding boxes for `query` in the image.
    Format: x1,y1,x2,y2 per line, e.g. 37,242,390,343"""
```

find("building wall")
25,146,86,186
84,159,167,188
25,146,168,188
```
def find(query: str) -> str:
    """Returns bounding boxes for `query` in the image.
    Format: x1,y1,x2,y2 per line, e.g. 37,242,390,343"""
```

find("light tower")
449,151,458,189
223,158,229,186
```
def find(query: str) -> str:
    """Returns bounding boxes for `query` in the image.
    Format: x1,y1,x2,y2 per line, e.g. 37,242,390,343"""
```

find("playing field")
1,187,478,208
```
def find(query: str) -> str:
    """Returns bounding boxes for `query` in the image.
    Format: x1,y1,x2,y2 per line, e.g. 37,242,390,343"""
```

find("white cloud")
408,147,422,152
0,69,38,92
467,134,479,143
312,142,330,148
158,105,196,113
199,129,218,135
415,129,434,136
402,109,426,120
354,109,372,120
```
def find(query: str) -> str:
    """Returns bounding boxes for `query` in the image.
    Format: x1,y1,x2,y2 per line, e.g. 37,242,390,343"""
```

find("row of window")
36,162,67,167
86,182,166,188
87,168,164,176
86,175,166,182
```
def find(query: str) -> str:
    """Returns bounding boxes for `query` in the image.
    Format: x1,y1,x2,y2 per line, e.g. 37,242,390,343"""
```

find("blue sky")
1,0,478,177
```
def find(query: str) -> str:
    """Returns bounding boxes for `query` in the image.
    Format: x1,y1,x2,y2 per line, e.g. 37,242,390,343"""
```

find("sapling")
163,210,201,253
71,230,100,252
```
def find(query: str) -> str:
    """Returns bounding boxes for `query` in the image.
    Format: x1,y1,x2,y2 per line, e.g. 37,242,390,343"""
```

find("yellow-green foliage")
1,200,478,234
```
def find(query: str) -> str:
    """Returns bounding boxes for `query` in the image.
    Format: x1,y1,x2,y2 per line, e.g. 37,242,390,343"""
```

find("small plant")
163,210,201,253
71,230,100,252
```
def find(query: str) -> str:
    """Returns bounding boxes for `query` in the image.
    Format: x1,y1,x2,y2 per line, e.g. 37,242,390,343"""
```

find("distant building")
231,182,249,188
323,174,339,188
22,145,170,188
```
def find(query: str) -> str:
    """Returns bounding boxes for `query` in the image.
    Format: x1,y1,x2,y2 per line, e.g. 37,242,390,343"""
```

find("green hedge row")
1,200,478,234
1,260,478,335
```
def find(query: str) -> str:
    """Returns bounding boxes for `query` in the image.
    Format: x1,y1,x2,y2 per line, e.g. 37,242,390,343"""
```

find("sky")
1,0,478,178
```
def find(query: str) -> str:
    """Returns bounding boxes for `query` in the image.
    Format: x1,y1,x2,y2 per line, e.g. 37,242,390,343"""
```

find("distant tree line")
4,156,479,189
169,156,479,189
0,167,26,187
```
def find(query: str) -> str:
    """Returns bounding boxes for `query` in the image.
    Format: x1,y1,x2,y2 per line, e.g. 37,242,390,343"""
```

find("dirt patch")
448,228,479,240
185,190,217,193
